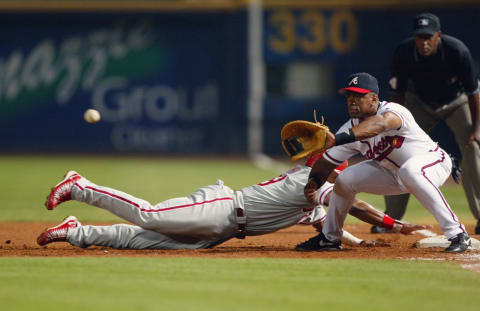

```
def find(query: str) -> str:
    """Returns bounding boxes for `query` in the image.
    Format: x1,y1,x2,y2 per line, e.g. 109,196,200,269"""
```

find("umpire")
373,12,480,235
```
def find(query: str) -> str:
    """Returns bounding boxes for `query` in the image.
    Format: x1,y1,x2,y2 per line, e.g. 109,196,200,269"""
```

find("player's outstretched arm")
305,157,337,204
348,198,431,234
351,112,402,141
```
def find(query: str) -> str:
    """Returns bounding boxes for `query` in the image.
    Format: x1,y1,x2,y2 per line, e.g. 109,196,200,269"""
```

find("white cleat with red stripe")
37,216,81,246
45,171,83,210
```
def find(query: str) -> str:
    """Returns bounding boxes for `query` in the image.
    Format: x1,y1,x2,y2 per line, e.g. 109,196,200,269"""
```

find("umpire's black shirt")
390,34,478,108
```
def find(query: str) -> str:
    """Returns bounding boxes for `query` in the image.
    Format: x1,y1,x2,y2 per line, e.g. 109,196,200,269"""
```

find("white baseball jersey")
324,101,438,173
319,101,466,241
67,165,332,249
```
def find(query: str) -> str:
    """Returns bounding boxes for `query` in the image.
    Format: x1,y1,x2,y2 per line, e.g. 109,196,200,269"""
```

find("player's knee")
333,173,355,196
398,163,420,186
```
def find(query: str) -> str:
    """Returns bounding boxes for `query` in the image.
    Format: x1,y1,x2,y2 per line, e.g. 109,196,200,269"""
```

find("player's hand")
466,128,480,147
304,178,319,205
399,223,433,235
359,239,390,247
325,130,336,149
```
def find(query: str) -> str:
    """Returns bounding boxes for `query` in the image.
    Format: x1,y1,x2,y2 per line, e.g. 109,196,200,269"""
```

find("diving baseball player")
297,72,471,253
37,154,427,250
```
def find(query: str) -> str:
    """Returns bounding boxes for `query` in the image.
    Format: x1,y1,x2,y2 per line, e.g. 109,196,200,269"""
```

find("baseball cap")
413,13,441,35
338,73,379,95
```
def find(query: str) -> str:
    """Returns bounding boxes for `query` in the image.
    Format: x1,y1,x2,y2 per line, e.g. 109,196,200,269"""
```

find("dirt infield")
1,222,479,272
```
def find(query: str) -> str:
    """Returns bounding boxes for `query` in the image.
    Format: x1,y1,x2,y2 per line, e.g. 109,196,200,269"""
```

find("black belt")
236,208,246,239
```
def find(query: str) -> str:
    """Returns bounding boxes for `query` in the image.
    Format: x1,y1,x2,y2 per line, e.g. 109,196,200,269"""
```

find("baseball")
84,109,101,124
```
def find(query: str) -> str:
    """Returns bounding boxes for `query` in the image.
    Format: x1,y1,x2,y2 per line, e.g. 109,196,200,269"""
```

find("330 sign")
267,10,358,55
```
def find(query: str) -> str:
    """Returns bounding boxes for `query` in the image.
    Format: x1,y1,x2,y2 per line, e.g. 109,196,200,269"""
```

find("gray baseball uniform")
66,165,331,249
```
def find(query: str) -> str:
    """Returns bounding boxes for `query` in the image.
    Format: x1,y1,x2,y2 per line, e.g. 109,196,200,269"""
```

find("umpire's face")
345,92,379,120
414,32,441,57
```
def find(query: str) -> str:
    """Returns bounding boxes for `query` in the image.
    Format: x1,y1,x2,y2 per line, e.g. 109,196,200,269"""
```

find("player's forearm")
351,115,389,140
348,199,384,224
308,158,336,187
349,199,403,231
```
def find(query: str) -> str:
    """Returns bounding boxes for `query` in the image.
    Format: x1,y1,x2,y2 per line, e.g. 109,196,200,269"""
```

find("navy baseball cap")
413,13,441,35
338,73,379,95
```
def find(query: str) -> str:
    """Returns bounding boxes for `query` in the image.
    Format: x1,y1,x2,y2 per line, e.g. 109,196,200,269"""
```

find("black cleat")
370,225,393,234
475,220,480,235
445,232,471,253
295,232,341,251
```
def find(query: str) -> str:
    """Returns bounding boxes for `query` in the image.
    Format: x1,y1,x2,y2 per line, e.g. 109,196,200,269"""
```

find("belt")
236,208,246,239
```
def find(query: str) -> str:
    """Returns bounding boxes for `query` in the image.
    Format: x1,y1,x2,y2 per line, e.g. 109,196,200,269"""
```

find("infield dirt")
1,222,479,272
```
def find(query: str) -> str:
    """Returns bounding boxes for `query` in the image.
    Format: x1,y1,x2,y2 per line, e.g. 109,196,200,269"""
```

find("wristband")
382,215,395,230
335,129,356,146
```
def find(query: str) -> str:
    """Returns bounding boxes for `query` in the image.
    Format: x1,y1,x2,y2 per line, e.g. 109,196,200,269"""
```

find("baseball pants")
385,91,480,221
323,150,466,242
67,178,243,249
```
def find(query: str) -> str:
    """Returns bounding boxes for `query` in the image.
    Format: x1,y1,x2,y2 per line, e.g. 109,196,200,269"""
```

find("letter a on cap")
349,77,358,85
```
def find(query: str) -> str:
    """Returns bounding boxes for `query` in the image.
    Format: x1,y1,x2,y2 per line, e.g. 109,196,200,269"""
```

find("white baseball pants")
323,149,466,241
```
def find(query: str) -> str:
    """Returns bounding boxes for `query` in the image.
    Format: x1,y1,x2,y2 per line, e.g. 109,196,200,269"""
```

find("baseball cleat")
445,232,471,253
37,216,81,246
45,171,83,210
295,232,342,251
475,219,480,235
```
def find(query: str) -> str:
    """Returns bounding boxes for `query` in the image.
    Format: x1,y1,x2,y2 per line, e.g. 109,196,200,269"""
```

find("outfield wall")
0,2,479,156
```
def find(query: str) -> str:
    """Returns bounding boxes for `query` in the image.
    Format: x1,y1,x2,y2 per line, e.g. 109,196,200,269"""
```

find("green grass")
0,257,479,311
1,155,478,311
0,154,474,224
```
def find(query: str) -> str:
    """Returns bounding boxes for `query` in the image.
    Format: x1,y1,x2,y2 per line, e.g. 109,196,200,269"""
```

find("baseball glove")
281,114,329,161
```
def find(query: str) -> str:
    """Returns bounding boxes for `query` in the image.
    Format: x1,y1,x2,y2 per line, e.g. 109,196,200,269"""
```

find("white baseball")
84,109,101,124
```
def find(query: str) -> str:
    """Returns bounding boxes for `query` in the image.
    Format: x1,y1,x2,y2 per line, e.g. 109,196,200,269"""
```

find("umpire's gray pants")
385,91,480,220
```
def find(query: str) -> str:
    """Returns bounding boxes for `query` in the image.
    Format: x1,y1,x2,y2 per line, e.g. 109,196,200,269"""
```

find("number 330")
268,10,358,54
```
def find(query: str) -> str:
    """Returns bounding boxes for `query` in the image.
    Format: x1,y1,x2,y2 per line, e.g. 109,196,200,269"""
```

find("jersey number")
258,175,287,186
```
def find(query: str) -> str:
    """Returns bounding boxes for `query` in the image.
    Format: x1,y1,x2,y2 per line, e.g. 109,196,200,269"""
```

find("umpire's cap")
414,13,441,35
338,73,379,95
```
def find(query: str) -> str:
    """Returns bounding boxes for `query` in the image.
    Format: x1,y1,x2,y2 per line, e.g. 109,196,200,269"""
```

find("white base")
416,235,480,250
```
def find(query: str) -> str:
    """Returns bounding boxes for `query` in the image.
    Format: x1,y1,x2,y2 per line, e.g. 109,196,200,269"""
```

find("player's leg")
46,172,240,239
296,161,403,251
37,219,222,249
322,188,429,234
72,179,239,237
322,161,405,242
397,151,467,239
445,102,480,231
67,224,220,249
378,92,439,232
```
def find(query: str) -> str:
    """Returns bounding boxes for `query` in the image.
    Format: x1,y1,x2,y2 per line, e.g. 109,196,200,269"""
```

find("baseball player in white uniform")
37,154,427,250
296,72,471,253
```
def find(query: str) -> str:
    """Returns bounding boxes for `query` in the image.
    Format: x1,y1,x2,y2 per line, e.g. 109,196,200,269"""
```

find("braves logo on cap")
339,72,379,95
418,18,429,26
